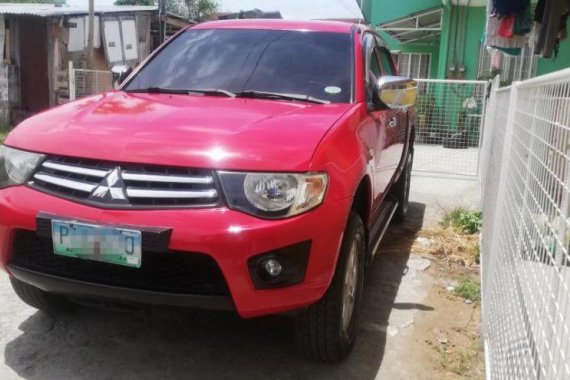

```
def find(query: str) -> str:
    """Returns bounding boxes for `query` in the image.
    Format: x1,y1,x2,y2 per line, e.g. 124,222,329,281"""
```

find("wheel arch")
351,175,372,255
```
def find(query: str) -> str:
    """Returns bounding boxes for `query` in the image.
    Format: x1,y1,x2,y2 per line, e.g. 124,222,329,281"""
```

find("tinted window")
363,34,381,100
126,29,353,103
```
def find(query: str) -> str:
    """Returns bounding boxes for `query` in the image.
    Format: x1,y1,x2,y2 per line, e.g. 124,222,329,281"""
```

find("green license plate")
51,220,142,268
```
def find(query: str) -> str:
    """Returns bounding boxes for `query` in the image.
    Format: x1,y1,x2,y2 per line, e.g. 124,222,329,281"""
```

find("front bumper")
0,186,351,318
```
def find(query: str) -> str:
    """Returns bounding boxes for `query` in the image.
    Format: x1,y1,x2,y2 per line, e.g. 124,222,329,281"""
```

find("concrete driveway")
0,176,479,380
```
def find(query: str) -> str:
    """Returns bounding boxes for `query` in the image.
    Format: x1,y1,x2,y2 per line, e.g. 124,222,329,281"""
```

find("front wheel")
10,277,75,314
295,212,366,362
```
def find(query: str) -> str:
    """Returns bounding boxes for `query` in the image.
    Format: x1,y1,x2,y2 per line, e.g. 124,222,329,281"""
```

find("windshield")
124,29,353,104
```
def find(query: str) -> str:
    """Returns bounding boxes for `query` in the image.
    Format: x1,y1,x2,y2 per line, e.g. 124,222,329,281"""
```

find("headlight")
218,172,328,219
0,146,45,189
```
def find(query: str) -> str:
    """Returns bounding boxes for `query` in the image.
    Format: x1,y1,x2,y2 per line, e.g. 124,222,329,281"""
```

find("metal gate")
68,61,113,101
413,79,489,177
480,69,570,380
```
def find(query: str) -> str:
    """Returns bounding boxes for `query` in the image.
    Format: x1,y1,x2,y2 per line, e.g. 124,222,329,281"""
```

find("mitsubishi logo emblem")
89,167,129,204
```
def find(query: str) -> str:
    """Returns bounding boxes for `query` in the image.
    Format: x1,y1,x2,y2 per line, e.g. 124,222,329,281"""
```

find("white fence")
69,62,113,101
481,69,570,379
414,79,489,177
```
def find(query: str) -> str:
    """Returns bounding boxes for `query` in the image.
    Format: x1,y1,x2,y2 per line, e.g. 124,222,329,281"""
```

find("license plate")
51,220,142,268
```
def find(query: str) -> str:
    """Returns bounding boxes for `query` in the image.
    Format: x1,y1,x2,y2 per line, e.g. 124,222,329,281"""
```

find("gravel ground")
0,176,480,380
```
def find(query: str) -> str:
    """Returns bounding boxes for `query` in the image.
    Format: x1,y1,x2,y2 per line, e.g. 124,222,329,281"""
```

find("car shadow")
4,202,426,380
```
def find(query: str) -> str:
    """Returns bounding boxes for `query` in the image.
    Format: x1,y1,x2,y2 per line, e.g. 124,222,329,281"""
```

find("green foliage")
477,69,512,87
115,0,155,5
167,0,218,21
0,131,7,144
442,207,482,235
455,278,481,302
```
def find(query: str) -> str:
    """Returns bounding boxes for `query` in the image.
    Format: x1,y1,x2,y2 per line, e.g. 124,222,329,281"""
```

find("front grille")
9,230,230,296
29,156,220,208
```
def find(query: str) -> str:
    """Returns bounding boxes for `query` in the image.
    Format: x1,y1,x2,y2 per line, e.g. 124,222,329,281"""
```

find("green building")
360,0,570,81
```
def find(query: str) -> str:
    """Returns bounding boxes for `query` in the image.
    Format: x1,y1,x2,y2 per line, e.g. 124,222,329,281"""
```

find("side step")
367,196,399,263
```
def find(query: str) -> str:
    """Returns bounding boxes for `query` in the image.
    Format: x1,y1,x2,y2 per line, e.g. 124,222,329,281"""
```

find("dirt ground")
0,175,483,380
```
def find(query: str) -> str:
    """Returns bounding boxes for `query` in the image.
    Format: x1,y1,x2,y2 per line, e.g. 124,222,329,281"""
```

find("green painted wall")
368,0,442,26
361,0,372,23
536,39,570,76
363,1,570,80
437,4,452,79
369,0,442,78
458,6,486,80
365,1,486,79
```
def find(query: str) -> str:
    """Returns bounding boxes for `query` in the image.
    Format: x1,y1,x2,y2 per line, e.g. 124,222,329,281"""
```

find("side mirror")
111,65,133,89
375,76,418,110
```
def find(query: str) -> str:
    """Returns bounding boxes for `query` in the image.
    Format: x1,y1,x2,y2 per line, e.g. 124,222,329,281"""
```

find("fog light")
247,241,312,289
264,259,283,277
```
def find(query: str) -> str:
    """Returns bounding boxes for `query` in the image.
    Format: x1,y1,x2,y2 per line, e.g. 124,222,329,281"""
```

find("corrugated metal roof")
0,4,157,17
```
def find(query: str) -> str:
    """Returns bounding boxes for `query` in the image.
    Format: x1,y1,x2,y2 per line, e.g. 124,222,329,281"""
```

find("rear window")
125,29,353,103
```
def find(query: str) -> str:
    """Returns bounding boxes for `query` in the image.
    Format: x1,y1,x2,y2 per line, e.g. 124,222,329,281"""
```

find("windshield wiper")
125,87,191,95
125,87,236,97
235,90,330,105
186,88,236,97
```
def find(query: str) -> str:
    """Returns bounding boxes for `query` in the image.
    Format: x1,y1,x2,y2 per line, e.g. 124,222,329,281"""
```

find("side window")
370,52,382,80
378,47,396,76
363,34,382,100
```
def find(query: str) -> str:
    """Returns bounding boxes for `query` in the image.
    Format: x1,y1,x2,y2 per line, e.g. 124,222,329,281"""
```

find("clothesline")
485,0,569,62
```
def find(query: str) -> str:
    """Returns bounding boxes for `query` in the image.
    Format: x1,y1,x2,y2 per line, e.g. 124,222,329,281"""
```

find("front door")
362,33,400,222
19,17,50,114
377,47,407,179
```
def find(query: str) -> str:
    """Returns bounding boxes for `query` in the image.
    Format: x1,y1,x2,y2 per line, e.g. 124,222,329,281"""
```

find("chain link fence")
481,69,570,379
413,79,489,177
69,62,113,101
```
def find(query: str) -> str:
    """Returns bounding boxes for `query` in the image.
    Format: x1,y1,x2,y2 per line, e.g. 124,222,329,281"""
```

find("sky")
66,0,364,20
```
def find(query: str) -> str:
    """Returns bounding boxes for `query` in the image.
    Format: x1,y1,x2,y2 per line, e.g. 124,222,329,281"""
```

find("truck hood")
7,92,354,171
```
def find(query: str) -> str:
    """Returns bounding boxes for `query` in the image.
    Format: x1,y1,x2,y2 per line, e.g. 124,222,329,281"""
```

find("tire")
392,151,413,224
10,277,75,314
295,212,366,362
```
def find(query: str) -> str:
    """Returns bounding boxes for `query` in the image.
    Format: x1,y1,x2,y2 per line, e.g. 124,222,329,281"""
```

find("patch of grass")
455,278,481,302
436,339,481,376
442,207,482,235
437,347,471,375
0,130,6,144
473,243,480,264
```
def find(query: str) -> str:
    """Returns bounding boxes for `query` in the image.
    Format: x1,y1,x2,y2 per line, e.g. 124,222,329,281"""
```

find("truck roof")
193,19,357,34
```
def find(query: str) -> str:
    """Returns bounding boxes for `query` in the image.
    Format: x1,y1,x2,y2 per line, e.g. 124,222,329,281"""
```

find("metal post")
69,61,76,101
158,0,166,44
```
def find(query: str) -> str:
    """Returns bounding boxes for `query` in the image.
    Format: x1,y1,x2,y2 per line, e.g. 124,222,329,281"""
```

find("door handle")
388,117,398,129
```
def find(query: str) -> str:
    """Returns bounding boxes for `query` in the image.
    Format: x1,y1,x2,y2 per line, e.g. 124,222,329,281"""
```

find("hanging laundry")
498,15,515,38
534,0,570,58
490,48,502,69
486,15,528,50
513,3,532,35
492,0,531,19
485,2,529,51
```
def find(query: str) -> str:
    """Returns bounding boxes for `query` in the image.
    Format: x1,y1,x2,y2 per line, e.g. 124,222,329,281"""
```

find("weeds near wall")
441,208,482,235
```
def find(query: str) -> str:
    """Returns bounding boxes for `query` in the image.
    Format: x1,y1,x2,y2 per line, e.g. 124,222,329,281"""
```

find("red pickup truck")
0,19,416,361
